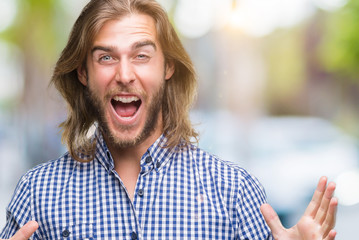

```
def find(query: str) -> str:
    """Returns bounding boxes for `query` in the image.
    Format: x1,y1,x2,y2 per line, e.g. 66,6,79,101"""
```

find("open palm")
261,177,337,240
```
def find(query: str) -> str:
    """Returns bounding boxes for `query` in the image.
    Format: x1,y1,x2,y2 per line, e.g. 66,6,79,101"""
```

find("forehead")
92,13,159,49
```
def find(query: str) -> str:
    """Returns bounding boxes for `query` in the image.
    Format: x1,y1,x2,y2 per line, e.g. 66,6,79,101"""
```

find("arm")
234,170,273,239
261,176,337,240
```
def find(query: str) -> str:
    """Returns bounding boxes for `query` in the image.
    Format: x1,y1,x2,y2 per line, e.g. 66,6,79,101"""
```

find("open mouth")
111,96,142,119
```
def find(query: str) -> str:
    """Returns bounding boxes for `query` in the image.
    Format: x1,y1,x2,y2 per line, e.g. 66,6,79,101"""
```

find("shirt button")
131,231,138,240
138,189,144,197
145,156,152,164
62,229,71,238
156,161,161,168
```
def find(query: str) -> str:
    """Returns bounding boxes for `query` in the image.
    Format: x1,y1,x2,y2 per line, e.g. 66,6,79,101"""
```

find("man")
0,0,337,239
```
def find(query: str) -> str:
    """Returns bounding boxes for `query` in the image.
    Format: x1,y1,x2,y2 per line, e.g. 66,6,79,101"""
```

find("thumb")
260,203,285,237
11,221,38,240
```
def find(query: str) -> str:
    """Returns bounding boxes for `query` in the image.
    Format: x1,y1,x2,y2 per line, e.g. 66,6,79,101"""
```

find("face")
78,14,174,150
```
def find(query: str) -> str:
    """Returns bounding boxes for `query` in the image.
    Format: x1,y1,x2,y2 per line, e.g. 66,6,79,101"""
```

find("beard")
85,82,166,149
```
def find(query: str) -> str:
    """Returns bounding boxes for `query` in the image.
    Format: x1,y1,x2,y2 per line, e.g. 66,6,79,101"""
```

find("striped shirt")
1,129,272,239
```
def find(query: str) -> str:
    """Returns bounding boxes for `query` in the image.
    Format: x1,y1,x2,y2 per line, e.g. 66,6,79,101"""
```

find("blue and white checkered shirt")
1,129,273,239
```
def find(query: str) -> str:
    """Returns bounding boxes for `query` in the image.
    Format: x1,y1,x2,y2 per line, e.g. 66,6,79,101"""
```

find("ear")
165,61,175,81
77,66,88,86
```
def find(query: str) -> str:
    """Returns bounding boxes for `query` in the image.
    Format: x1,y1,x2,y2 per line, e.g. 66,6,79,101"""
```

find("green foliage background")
319,0,359,81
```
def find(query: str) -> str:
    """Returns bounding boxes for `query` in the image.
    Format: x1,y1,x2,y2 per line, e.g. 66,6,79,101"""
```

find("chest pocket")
43,223,95,240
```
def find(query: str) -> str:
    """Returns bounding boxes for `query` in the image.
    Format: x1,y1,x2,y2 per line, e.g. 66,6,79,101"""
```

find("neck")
104,130,163,201
106,131,162,165
104,128,163,178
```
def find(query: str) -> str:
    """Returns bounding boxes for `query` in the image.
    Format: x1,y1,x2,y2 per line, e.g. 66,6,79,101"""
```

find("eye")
100,55,112,61
137,54,148,59
134,54,151,63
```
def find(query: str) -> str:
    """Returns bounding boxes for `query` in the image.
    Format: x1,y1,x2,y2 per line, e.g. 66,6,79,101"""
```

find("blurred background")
1,0,359,238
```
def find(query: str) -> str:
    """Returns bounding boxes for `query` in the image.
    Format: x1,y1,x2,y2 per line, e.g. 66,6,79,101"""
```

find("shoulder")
185,145,261,185
22,152,77,184
9,152,78,207
12,152,75,189
180,145,267,200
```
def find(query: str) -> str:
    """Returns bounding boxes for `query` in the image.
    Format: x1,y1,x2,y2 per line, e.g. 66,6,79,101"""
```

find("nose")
115,60,135,85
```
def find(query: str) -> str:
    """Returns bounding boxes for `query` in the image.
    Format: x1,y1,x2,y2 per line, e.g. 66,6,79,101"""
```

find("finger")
323,230,337,240
321,197,338,237
260,204,285,238
304,176,327,217
314,182,336,224
11,221,38,240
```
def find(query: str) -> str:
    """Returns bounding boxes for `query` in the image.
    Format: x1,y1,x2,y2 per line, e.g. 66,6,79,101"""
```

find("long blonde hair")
51,0,198,161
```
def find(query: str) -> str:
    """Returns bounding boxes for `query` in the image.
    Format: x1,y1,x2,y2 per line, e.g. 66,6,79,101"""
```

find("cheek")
138,66,167,91
88,70,115,94
143,77,165,97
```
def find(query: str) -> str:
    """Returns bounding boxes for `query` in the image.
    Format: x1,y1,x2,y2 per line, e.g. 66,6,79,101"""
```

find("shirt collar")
94,128,114,173
93,128,176,174
140,134,175,174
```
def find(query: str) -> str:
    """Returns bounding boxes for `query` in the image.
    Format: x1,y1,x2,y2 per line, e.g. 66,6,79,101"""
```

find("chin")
105,126,145,149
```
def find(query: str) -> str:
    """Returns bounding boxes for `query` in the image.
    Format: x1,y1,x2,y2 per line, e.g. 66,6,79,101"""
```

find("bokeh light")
336,169,359,206
0,0,17,32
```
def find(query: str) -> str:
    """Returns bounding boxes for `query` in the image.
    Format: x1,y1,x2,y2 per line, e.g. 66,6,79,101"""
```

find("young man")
0,0,337,239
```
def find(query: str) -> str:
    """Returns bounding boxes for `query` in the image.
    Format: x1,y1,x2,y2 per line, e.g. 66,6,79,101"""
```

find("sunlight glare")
229,0,315,37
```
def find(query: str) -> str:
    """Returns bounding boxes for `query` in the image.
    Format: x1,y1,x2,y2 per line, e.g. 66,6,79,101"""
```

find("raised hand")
0,221,38,240
261,176,337,240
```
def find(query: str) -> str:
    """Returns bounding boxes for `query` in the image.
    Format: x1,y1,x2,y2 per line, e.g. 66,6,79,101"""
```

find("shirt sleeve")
234,170,274,239
0,174,33,238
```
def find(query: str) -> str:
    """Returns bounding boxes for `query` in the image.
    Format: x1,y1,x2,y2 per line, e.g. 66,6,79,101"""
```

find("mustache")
104,86,146,100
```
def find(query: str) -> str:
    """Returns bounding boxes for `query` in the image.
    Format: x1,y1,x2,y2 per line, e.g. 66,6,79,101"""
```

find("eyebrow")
91,46,114,54
91,40,157,54
132,40,157,51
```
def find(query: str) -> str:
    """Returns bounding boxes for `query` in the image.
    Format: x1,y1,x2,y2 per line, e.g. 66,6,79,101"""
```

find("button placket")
137,163,146,198
133,162,151,230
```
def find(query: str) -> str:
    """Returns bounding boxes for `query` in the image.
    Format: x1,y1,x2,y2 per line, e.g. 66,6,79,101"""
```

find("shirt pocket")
44,222,95,240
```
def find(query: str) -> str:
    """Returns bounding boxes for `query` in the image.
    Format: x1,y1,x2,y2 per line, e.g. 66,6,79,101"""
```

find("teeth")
112,96,139,103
